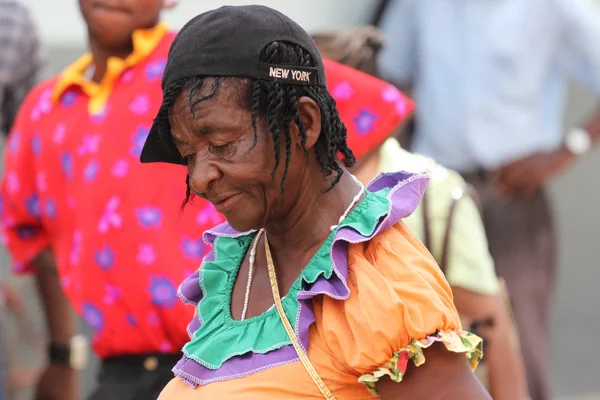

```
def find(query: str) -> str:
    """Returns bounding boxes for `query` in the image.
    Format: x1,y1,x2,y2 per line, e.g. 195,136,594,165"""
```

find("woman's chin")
224,214,260,233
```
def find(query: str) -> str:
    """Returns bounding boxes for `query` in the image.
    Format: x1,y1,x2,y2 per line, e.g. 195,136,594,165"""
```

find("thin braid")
250,80,262,149
183,175,193,208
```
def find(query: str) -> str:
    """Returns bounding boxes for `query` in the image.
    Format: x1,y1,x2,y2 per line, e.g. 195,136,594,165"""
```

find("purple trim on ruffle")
173,171,429,387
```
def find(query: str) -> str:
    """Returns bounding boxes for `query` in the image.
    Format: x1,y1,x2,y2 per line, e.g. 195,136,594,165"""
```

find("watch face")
567,129,592,155
70,335,89,370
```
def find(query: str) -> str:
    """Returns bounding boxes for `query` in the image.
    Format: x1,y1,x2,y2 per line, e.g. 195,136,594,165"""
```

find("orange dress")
159,172,483,399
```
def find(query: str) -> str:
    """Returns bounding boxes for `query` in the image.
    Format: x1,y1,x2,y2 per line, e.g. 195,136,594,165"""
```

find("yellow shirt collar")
51,22,169,114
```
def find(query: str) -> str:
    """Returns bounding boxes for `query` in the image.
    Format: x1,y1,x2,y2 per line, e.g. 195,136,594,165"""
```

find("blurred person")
0,0,226,399
0,0,42,137
377,1,600,399
314,27,528,400
0,2,43,398
141,6,487,399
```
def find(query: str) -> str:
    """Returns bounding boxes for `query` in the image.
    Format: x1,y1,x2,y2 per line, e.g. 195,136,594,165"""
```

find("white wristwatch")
564,128,592,156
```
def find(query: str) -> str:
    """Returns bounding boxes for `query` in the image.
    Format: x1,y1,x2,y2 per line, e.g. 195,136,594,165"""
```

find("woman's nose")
188,153,223,195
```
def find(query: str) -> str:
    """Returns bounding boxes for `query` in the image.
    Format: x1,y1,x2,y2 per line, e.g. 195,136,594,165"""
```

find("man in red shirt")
0,1,223,399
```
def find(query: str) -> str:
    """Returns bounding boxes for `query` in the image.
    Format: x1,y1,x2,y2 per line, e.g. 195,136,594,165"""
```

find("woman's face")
168,79,315,232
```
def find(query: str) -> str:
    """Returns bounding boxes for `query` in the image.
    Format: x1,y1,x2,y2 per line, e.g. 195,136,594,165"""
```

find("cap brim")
139,121,187,165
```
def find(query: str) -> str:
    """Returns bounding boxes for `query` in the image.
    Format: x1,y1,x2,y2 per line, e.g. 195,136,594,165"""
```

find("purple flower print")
31,134,42,155
129,94,150,115
181,237,205,260
94,245,115,271
136,244,157,265
353,109,378,135
30,89,52,121
149,276,177,308
77,134,101,156
82,303,104,332
136,207,162,229
17,226,36,240
131,125,150,157
83,160,99,182
121,70,134,84
97,196,122,234
381,85,409,116
146,59,166,79
126,314,137,327
24,194,40,218
331,81,354,101
69,230,83,266
61,90,77,107
381,85,401,103
111,160,129,178
45,199,57,218
60,152,74,181
7,131,19,153
103,284,120,305
5,172,20,194
52,124,67,144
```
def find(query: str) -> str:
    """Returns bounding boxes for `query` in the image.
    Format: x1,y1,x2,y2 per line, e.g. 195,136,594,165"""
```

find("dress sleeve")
312,222,483,395
1,87,50,274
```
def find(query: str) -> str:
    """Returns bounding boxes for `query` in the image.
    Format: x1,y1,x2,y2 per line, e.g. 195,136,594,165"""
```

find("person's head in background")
313,26,413,178
313,26,385,79
78,0,177,55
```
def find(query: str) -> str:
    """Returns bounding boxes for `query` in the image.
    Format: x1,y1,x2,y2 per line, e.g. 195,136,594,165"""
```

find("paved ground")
1,47,598,399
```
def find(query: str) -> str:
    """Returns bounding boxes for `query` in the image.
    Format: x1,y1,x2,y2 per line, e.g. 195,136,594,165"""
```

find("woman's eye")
210,143,232,156
183,154,195,164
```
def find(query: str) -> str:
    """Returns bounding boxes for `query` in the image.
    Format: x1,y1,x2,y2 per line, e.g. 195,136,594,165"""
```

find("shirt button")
144,356,159,371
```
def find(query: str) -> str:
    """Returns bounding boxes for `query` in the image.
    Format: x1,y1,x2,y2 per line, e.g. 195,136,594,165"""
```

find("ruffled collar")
174,171,429,387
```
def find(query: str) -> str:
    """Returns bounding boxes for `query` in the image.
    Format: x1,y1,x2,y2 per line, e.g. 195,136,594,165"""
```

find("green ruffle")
182,187,391,370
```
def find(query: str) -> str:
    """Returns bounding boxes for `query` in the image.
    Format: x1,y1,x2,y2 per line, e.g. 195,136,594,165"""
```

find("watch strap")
48,343,71,365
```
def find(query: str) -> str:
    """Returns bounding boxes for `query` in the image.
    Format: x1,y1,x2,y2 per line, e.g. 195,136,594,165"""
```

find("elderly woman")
140,5,488,400
313,27,528,400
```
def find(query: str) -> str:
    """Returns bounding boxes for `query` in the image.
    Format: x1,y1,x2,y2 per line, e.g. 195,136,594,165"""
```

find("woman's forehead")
172,77,250,115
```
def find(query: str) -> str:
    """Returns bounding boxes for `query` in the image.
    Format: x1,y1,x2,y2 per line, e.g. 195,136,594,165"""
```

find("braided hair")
155,41,355,207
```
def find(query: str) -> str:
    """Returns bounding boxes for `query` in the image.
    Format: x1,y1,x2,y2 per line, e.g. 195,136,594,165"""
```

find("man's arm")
32,249,76,346
31,249,79,400
556,0,600,143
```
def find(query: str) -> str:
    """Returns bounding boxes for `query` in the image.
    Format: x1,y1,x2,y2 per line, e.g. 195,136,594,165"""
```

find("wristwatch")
49,335,89,370
564,128,592,156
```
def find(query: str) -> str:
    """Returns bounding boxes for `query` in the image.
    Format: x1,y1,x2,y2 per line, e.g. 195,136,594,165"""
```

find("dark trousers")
463,172,556,400
88,354,181,400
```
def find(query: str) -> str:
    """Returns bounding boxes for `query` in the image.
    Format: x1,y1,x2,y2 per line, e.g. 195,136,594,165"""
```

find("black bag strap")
422,184,481,274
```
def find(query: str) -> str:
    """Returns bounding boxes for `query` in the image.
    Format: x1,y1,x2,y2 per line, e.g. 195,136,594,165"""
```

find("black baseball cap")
140,5,327,165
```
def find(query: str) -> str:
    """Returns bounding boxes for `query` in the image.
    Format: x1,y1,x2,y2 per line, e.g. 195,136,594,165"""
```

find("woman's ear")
295,96,322,150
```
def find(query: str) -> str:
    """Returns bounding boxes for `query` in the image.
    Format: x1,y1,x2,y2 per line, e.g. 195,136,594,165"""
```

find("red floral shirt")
0,25,225,358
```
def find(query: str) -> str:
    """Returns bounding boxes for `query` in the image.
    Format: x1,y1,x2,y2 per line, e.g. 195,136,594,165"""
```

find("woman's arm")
453,287,529,400
377,342,490,399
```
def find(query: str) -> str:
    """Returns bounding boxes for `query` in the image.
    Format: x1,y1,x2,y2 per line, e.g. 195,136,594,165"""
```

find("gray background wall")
3,1,600,399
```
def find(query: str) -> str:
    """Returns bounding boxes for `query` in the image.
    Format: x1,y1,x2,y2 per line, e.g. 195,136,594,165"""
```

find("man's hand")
492,147,574,199
35,363,78,400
